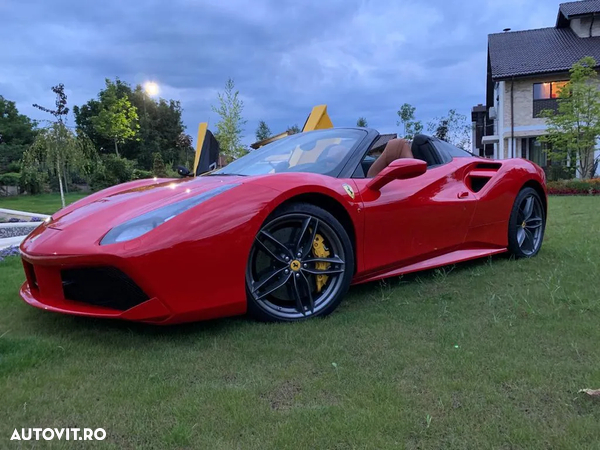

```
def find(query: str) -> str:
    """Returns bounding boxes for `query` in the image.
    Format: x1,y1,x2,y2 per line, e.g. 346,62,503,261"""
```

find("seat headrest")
411,135,438,166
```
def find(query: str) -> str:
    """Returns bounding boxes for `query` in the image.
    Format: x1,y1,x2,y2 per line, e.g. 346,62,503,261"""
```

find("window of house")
551,81,568,98
533,81,568,100
533,83,551,100
528,138,548,167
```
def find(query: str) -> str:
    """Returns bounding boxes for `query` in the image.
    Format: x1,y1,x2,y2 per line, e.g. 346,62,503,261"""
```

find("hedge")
547,178,600,195
0,172,20,186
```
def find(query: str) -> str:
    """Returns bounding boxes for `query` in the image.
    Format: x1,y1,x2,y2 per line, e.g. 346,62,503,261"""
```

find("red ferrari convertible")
19,128,547,324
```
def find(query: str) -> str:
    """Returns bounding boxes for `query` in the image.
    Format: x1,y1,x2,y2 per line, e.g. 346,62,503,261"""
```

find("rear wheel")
507,187,545,258
246,203,354,322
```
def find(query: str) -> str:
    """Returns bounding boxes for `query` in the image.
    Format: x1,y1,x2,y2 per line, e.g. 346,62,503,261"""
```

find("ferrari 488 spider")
19,128,547,324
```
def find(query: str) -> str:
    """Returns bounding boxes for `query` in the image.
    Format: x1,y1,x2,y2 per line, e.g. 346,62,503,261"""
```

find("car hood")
49,176,244,231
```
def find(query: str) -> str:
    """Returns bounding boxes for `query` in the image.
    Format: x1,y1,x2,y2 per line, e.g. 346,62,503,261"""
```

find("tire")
507,187,546,258
246,203,354,322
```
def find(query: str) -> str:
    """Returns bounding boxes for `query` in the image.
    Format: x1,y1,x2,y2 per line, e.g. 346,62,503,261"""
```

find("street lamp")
143,81,159,96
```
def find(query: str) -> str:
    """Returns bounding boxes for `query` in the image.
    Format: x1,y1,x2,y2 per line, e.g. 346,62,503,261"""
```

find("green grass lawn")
0,193,88,215
1,196,599,449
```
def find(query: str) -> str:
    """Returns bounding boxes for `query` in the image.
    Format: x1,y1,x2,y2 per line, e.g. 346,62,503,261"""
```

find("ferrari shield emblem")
343,184,355,199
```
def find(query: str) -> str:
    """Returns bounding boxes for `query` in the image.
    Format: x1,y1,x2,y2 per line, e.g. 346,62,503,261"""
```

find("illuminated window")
551,81,568,98
533,81,568,100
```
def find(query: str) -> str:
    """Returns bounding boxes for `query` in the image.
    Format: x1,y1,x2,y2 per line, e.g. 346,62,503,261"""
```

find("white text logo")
11,428,106,441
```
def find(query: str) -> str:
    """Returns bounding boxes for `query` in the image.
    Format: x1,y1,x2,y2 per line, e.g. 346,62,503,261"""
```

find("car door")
354,158,478,275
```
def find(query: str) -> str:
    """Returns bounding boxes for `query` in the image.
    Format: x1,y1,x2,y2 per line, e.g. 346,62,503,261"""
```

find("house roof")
488,27,600,80
559,0,600,18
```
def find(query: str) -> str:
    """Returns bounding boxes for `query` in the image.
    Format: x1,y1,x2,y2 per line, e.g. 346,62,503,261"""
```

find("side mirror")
366,158,427,191
177,166,192,177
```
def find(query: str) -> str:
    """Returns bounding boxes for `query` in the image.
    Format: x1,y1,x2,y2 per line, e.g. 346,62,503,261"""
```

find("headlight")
100,184,238,245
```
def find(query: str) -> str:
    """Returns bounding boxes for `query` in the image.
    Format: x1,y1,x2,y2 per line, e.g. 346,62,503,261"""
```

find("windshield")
213,129,366,177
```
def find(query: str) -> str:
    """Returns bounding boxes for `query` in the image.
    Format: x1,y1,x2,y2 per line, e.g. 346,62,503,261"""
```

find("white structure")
0,208,49,250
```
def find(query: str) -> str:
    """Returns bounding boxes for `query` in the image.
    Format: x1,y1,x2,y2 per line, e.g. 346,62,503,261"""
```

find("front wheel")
246,203,354,322
507,187,546,258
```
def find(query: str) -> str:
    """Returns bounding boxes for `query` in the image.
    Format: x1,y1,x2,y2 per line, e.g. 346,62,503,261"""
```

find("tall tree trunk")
114,138,119,157
57,160,66,209
63,162,69,194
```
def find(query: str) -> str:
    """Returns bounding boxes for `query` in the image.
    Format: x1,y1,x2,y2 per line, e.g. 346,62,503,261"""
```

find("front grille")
61,267,149,311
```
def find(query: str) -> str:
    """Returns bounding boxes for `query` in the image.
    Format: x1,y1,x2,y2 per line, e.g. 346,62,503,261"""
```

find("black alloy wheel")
246,203,354,322
508,187,546,258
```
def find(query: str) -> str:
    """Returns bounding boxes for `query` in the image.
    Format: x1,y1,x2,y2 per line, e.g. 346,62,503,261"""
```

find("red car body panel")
19,134,546,324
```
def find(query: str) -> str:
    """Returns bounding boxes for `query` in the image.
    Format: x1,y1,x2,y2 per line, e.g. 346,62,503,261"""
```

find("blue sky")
1,0,558,145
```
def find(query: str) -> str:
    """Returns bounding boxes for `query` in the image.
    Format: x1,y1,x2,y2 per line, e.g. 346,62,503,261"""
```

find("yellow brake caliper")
312,234,330,293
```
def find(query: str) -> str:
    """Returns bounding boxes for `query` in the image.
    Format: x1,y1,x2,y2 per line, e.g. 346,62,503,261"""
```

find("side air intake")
475,162,502,170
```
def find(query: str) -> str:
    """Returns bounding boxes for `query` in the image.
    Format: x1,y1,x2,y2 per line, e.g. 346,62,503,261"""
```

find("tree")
22,123,91,207
287,124,301,135
33,84,69,124
211,78,247,160
397,103,423,139
255,120,271,141
73,78,132,156
32,84,78,194
74,80,189,169
176,132,194,168
539,57,600,179
0,96,38,172
152,152,168,177
91,79,139,157
357,117,368,127
427,109,471,150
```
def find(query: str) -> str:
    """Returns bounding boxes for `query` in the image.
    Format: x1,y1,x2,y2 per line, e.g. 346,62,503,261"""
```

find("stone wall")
0,185,19,196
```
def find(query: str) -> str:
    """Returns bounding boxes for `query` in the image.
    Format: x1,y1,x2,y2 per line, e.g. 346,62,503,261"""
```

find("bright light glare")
144,81,159,96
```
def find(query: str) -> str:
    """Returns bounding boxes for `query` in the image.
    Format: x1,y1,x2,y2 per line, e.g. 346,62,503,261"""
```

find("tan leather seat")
366,138,414,178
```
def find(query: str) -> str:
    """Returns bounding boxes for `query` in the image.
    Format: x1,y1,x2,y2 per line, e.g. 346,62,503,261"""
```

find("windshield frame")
212,128,372,178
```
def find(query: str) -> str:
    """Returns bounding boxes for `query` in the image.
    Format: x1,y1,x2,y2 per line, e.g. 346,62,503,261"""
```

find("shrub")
544,164,574,182
90,155,136,191
547,178,600,195
6,161,21,173
152,153,168,178
19,166,47,194
104,154,135,182
0,172,20,186
132,169,153,180
165,167,179,178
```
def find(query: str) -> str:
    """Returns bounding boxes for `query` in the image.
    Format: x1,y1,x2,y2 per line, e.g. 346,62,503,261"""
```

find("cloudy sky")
1,0,558,145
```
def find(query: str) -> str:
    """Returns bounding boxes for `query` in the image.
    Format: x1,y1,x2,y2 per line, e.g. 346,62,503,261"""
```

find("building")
473,0,600,174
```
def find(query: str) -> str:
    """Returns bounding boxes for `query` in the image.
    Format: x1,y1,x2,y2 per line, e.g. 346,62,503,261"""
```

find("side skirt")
351,248,507,285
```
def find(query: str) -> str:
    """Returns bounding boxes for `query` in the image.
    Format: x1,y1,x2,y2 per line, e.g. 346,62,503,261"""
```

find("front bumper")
19,254,173,323
19,240,249,325
20,281,172,323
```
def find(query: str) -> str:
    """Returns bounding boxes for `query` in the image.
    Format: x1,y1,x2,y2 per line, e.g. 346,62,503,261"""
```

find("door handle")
457,191,469,199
